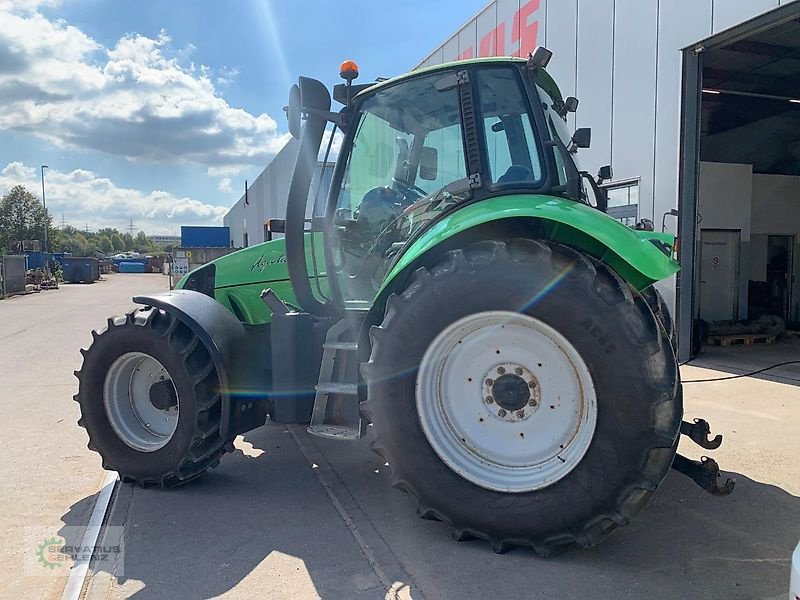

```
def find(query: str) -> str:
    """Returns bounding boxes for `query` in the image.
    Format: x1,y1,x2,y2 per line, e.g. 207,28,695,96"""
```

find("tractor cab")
282,50,602,318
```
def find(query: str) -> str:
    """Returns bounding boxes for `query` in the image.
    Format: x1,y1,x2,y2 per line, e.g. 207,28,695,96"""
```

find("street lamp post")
40,165,49,252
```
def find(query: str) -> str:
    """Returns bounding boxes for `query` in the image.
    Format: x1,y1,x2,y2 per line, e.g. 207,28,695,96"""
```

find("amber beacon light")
339,60,359,82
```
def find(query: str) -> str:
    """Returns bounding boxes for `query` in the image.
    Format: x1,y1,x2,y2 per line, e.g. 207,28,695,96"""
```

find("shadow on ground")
686,337,800,388
60,425,799,599
59,425,384,599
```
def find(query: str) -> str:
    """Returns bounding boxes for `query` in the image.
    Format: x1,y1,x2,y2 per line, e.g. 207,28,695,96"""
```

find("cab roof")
352,56,563,104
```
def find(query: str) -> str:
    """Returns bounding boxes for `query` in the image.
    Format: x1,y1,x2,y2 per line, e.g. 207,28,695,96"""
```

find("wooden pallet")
707,333,776,347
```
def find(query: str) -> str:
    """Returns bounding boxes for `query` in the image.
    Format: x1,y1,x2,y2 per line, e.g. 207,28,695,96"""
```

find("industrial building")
224,0,800,360
223,138,334,249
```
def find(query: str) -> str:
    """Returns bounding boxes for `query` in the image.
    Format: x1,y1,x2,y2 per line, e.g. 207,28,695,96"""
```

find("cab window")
476,68,544,187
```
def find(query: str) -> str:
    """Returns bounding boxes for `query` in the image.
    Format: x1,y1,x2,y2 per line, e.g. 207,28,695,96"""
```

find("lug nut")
528,399,537,407
497,366,505,375
516,410,525,419
485,378,493,386
515,367,523,375
498,409,507,417
485,396,494,404
528,381,536,388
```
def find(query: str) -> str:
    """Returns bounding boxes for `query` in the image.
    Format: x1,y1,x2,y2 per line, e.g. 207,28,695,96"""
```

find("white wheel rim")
103,352,179,452
416,311,597,493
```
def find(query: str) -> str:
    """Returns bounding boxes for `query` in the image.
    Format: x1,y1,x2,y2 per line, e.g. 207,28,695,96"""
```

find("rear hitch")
680,418,723,450
671,454,736,496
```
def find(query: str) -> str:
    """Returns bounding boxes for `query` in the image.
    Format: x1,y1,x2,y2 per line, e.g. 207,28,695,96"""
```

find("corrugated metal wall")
222,137,335,248
416,0,798,225
222,0,798,255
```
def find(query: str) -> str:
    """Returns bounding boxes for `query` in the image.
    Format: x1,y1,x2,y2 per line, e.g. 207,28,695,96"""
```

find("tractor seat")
497,164,532,185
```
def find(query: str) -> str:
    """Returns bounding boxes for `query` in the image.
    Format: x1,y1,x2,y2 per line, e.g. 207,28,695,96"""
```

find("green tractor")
75,49,733,554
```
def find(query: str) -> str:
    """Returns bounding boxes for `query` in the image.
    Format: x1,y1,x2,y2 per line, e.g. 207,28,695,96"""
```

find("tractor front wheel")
362,239,681,554
74,307,233,487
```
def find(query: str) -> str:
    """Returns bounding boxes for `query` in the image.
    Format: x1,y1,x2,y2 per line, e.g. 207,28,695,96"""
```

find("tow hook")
680,418,723,450
671,454,736,496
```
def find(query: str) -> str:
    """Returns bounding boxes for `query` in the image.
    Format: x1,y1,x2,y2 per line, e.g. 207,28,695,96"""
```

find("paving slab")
0,274,169,600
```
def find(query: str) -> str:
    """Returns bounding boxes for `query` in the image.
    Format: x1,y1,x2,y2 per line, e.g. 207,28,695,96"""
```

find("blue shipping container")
118,262,146,273
24,252,54,270
62,257,99,283
180,226,230,248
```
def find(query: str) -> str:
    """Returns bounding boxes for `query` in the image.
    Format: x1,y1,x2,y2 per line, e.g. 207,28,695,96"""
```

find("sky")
0,0,487,235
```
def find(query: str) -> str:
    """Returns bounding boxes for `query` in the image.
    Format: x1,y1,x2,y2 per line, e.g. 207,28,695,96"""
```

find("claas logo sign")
456,0,541,61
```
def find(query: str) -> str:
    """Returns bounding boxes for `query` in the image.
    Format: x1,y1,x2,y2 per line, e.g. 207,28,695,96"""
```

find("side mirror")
580,172,608,213
529,47,553,69
266,218,286,234
597,165,613,181
286,84,301,139
419,147,438,181
565,97,579,113
571,127,591,149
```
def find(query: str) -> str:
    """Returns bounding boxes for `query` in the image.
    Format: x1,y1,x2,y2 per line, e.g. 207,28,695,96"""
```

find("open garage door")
678,2,800,374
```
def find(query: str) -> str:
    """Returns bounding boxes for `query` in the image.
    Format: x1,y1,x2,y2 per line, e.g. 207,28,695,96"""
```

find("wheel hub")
482,363,541,422
416,311,598,493
103,352,180,452
149,379,178,411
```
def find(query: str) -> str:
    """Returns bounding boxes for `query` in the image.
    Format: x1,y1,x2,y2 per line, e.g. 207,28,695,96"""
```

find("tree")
97,235,114,254
53,225,95,256
0,185,52,253
111,233,125,252
134,230,150,251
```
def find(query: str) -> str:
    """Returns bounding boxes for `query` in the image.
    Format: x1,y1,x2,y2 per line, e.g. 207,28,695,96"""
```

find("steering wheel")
393,178,428,202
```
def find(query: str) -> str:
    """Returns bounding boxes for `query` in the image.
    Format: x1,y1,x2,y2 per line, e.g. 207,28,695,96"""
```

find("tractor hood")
176,236,328,324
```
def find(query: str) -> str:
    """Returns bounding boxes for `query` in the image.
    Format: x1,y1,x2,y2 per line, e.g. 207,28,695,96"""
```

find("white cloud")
0,4,289,173
0,0,61,11
218,177,232,193
207,165,244,178
0,162,227,235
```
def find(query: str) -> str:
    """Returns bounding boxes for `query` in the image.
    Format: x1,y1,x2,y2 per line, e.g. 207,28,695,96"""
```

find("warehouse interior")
679,2,800,370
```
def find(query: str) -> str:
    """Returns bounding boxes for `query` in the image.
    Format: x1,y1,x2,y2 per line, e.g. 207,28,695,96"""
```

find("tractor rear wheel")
642,285,676,352
362,239,681,554
74,307,233,487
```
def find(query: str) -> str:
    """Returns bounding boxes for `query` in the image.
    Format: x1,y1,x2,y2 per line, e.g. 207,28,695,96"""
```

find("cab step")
308,319,362,441
315,382,358,395
307,424,360,440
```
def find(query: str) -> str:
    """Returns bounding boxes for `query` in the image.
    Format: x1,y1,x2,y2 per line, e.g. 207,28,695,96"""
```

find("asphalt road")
2,274,798,599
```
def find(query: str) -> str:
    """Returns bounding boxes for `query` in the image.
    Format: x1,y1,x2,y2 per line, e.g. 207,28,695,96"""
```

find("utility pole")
40,165,49,252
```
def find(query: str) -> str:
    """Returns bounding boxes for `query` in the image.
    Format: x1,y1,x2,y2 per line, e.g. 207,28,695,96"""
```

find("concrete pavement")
2,277,798,599
0,274,170,599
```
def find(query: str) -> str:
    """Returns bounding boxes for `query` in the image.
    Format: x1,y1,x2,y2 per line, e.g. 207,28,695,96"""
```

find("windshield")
329,72,468,305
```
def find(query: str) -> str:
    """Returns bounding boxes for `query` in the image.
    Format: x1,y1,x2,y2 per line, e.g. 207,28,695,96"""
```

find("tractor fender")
359,194,680,361
378,194,679,297
133,290,269,438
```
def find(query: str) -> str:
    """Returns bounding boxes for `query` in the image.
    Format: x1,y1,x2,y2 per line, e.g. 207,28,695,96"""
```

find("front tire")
74,308,233,487
362,239,681,554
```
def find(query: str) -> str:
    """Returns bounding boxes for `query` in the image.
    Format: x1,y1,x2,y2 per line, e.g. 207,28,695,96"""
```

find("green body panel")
175,234,329,324
379,194,680,295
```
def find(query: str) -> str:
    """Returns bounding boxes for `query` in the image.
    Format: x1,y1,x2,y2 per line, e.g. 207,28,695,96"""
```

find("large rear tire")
642,285,676,352
74,308,233,487
362,239,681,554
